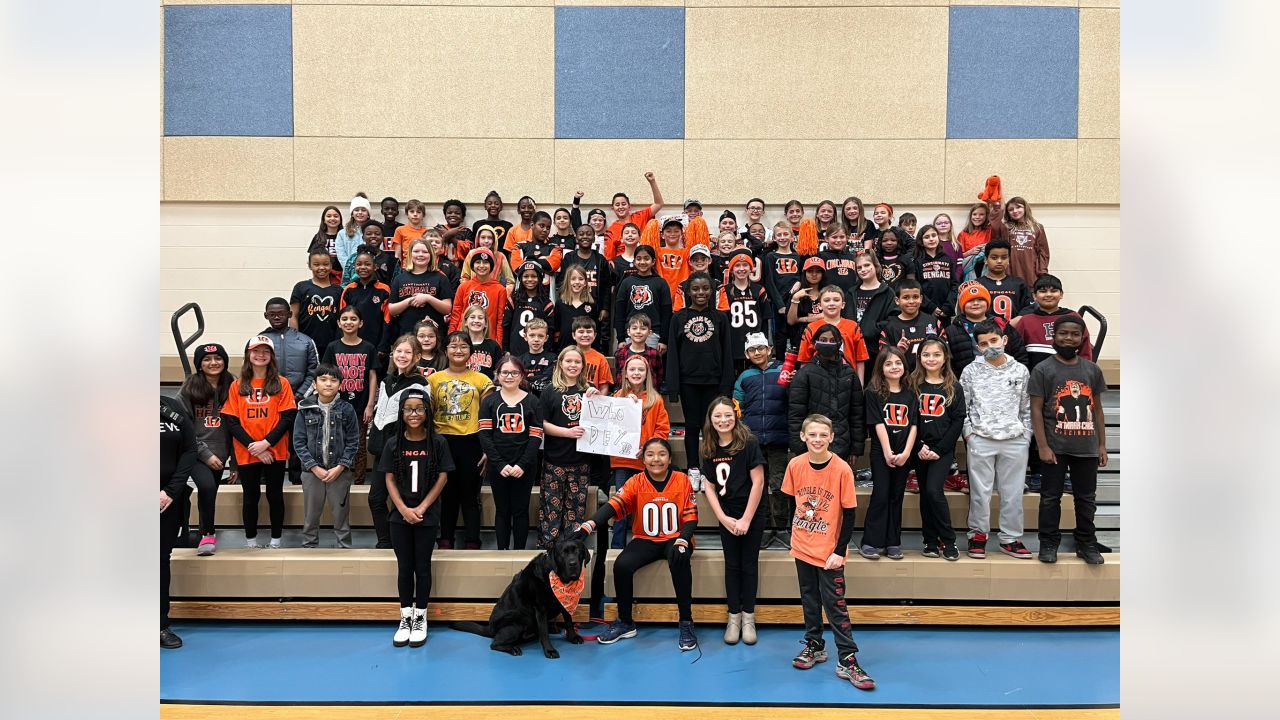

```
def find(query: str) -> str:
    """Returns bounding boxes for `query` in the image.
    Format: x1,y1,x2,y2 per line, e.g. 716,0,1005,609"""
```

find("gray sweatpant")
302,469,353,548
964,434,1028,544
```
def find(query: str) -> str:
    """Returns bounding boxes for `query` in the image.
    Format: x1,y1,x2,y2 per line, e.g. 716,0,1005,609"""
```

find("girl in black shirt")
478,355,545,550
860,347,919,560
379,388,454,648
461,304,502,380
538,346,595,549
667,272,734,472
413,320,444,378
699,397,766,646
910,338,966,560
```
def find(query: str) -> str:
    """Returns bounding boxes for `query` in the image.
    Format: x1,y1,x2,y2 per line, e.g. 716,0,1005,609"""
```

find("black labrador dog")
451,537,589,658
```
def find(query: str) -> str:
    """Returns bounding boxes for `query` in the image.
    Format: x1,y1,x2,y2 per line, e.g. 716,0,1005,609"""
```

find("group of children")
170,175,1109,692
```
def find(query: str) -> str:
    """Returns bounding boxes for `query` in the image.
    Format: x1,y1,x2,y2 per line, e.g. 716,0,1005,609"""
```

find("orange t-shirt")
394,225,429,268
222,377,297,466
958,226,992,253
782,454,857,567
605,207,654,260
611,396,671,471
503,223,534,253
797,318,869,368
608,469,699,542
581,348,614,390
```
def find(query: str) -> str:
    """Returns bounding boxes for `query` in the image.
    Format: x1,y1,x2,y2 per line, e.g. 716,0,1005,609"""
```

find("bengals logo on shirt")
683,315,714,343
498,412,526,433
660,253,684,271
883,403,910,426
774,257,798,274
248,387,269,405
468,290,490,309
920,393,946,418
561,393,582,422
630,284,653,309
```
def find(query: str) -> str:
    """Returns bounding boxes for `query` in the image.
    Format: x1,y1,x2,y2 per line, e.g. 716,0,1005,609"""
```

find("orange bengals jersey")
609,470,698,542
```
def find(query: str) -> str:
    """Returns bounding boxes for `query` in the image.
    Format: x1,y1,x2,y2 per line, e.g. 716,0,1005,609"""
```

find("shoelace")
412,615,425,631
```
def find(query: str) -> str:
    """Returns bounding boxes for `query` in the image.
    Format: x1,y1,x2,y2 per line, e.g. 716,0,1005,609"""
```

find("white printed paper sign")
576,394,643,459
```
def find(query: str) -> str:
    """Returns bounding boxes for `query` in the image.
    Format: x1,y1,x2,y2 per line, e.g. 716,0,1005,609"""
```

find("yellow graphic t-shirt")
426,370,493,435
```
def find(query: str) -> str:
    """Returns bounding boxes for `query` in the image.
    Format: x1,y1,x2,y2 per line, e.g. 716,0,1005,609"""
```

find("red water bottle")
778,351,798,386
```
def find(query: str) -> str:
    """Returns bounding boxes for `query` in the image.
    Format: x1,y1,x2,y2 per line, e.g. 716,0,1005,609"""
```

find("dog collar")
549,571,584,615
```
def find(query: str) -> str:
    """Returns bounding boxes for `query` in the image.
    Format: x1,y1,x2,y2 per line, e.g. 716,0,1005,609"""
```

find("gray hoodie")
959,354,1031,441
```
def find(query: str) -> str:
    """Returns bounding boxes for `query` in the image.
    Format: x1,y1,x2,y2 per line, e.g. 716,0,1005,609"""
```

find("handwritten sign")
576,394,642,459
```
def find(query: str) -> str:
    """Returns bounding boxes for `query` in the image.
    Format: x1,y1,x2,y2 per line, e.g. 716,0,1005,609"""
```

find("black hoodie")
943,313,1029,377
614,272,672,344
667,305,734,391
844,282,898,364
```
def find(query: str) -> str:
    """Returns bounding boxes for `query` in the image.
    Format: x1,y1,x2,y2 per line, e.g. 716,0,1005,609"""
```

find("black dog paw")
544,648,560,659
495,645,521,656
566,633,585,645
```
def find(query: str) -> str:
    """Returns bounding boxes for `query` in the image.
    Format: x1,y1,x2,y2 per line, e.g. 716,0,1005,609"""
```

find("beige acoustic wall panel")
294,137,555,203
1078,139,1119,204
292,5,554,139
689,0,938,6
685,7,948,140
162,137,294,202
685,139,945,206
299,1,550,6
1079,8,1120,139
945,139,1078,204
553,140,684,207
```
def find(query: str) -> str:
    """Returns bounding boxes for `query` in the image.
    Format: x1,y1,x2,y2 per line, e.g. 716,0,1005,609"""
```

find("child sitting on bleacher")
293,363,359,549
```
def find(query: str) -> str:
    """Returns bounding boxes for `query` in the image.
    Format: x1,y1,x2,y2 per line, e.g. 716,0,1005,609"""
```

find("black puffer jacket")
943,314,1029,377
787,356,866,459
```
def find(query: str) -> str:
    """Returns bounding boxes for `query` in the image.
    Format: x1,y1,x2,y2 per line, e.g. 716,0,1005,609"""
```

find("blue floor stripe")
161,623,1118,707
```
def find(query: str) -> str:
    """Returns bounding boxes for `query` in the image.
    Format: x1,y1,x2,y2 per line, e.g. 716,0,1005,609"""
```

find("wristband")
580,520,596,535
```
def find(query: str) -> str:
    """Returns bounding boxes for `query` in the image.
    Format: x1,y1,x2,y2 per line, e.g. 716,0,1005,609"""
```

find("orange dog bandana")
550,571,584,615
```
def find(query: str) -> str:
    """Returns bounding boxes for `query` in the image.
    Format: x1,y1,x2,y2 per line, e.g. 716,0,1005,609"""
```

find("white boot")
724,612,741,645
741,612,758,645
393,607,412,647
409,607,428,647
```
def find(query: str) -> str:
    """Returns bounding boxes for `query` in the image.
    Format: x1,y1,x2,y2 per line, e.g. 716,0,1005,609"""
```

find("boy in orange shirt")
604,171,665,260
797,286,869,377
782,414,874,690
393,199,429,270
571,316,613,394
643,218,690,299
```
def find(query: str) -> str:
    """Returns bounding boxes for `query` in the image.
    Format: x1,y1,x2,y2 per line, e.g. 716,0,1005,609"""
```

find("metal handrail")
169,302,206,379
1078,305,1108,359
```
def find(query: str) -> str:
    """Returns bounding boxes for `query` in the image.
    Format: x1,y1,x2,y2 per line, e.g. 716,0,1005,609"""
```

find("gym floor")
161,622,1118,714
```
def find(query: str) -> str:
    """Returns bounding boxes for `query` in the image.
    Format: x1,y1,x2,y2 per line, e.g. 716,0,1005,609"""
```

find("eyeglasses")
498,370,522,377
403,407,427,415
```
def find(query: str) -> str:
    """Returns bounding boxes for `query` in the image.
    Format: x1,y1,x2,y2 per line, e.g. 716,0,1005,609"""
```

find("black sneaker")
777,531,791,549
792,639,828,669
597,619,638,644
1025,474,1042,493
967,533,987,559
922,541,940,558
1077,544,1105,565
160,628,183,649
678,620,698,651
942,542,960,561
760,530,776,550
1000,540,1033,559
1039,543,1059,563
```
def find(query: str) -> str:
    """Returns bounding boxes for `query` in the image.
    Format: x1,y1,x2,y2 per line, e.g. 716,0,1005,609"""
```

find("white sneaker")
688,468,703,492
408,608,428,647
268,538,282,549
393,608,412,647
245,537,261,549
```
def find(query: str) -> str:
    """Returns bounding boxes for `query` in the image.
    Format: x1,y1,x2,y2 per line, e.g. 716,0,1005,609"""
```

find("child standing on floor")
911,338,966,561
294,363,360,549
426,333,494,549
478,355,545,551
538,347,594,548
783,414,875,691
734,332,792,549
221,336,297,549
321,306,378,483
959,321,1033,559
700,396,767,646
1029,316,1108,565
859,348,919,561
368,335,427,549
382,388,453,648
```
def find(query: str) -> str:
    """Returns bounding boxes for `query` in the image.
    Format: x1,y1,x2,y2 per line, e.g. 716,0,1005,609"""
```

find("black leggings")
369,466,391,548
239,461,285,540
719,516,765,613
390,521,438,608
613,538,694,623
187,462,221,536
490,466,535,550
860,450,909,549
916,452,957,544
160,496,184,629
678,383,720,470
441,434,483,545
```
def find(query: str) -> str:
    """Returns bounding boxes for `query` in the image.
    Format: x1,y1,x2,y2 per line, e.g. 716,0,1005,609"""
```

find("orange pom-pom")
795,217,819,255
685,216,710,249
640,218,660,248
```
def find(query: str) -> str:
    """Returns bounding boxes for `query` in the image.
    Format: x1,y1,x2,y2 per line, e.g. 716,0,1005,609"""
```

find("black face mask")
815,340,841,359
1053,342,1079,360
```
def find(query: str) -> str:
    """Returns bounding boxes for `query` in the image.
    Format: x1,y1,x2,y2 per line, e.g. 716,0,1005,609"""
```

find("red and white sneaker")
836,654,876,690
1000,540,1033,559
967,532,987,559
905,471,919,493
944,472,970,493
